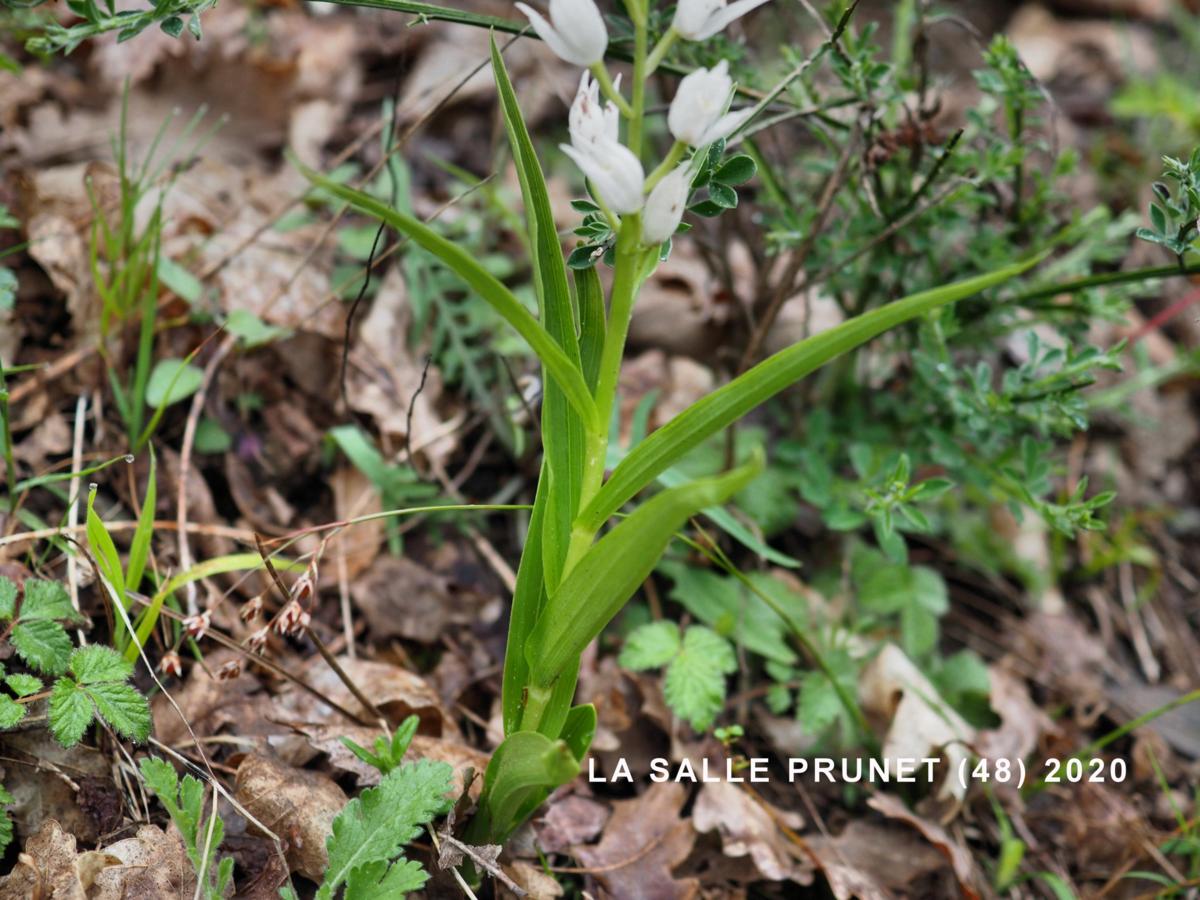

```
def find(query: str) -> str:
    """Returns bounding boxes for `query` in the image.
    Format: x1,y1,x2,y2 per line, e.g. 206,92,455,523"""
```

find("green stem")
1010,260,1200,305
517,683,555,733
590,63,633,118
645,28,677,75
628,5,648,157
563,222,644,576
645,141,687,193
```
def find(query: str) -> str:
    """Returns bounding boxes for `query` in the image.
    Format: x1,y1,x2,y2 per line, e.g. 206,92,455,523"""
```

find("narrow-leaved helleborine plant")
300,0,1040,852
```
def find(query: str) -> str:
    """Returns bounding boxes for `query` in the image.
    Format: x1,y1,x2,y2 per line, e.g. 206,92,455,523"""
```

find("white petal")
642,165,692,244
698,107,754,144
516,3,581,64
673,0,724,40
694,0,770,40
549,0,608,64
561,142,645,214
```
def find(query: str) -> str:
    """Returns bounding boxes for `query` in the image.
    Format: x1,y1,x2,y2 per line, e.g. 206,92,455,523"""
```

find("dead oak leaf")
572,782,699,900
235,753,347,882
691,781,811,884
867,793,980,899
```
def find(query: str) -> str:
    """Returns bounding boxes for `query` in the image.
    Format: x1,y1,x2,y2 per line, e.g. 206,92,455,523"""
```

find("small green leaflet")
145,358,204,408
0,695,26,728
47,647,151,747
5,673,42,697
622,622,736,731
0,577,15,619
663,627,736,731
12,619,73,675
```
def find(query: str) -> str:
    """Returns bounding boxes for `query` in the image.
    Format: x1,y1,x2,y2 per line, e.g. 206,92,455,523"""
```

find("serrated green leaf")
70,645,134,684
317,759,451,899
85,682,151,742
5,673,42,697
619,621,681,670
663,627,736,731
0,577,16,620
797,670,841,735
49,678,94,747
20,579,81,622
659,562,798,665
0,695,27,728
12,619,72,675
344,859,429,898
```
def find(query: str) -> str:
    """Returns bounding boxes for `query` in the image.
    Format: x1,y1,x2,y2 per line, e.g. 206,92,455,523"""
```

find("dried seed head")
290,571,316,604
159,651,183,678
275,600,310,636
240,594,264,623
217,659,242,681
183,610,211,641
247,626,270,653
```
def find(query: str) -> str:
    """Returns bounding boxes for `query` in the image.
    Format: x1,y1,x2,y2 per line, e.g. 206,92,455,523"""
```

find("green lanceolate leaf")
500,468,583,740
296,164,600,434
524,451,764,691
490,37,588,595
470,730,580,845
126,449,157,592
578,256,1044,530
574,267,606,393
559,703,596,762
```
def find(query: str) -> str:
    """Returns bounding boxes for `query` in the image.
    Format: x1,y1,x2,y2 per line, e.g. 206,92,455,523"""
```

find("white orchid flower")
569,71,620,149
672,0,771,41
561,140,645,214
641,163,693,245
516,0,608,66
668,60,753,146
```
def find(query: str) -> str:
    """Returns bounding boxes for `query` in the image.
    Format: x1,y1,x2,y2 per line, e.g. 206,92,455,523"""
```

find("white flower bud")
561,141,646,214
672,0,771,41
516,0,608,66
642,164,692,245
569,72,620,149
668,61,753,146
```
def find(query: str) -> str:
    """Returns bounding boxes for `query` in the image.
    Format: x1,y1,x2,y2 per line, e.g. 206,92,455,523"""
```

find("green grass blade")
87,487,129,644
490,37,588,593
501,463,549,735
525,451,764,690
125,448,156,592
297,163,601,434
579,256,1043,530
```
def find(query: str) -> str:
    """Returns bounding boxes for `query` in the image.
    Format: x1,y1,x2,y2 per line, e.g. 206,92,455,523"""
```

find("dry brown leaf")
976,665,1057,763
0,732,110,847
628,244,731,359
90,825,197,899
536,794,610,854
352,554,499,644
691,782,810,884
572,782,699,900
808,819,954,900
278,655,454,738
858,644,975,801
346,269,457,466
501,860,564,899
235,754,347,881
327,465,384,582
0,819,86,900
867,793,980,898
